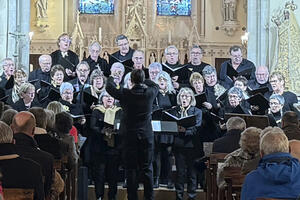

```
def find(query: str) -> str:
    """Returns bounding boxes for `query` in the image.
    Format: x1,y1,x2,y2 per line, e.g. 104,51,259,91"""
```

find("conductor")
106,68,159,200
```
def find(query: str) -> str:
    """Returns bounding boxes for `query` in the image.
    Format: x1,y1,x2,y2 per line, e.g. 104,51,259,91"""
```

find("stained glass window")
157,0,191,16
79,0,114,14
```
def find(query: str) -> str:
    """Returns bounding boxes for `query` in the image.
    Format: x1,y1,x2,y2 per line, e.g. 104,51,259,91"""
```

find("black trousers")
174,148,198,200
123,136,154,200
91,152,120,199
153,143,173,181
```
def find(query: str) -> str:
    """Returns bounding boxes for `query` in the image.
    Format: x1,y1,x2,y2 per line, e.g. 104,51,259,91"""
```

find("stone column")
0,0,30,73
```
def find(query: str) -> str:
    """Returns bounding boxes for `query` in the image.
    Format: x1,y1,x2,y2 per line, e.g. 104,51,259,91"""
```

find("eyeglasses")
60,38,71,42
133,57,144,61
118,42,129,47
166,52,178,56
180,94,192,99
191,52,202,55
77,69,89,73
62,92,73,95
270,79,280,83
228,94,240,99
269,101,280,106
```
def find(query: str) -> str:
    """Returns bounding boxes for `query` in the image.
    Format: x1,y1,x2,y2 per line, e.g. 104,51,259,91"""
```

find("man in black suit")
0,121,45,200
83,41,110,77
106,69,159,200
109,34,134,69
28,54,52,87
212,116,246,153
11,111,54,198
50,33,79,80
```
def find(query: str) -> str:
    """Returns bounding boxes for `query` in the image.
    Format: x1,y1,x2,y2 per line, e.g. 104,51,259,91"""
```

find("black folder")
5,76,14,89
248,87,269,96
226,64,253,80
59,56,76,71
162,111,196,128
162,63,189,78
195,92,207,108
109,54,134,69
40,88,61,103
83,91,98,107
247,93,269,114
152,108,163,121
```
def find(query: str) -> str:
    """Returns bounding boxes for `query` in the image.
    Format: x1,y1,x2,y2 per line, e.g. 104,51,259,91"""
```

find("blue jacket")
241,152,300,200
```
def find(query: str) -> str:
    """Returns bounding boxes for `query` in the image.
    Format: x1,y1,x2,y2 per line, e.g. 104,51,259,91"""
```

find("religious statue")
224,0,237,21
36,0,48,19
149,52,156,64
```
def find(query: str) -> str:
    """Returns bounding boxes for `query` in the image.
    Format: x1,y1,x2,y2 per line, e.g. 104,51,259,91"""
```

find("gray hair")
148,62,162,71
190,45,203,53
47,101,65,114
177,87,196,106
164,45,178,55
115,34,128,43
123,72,131,89
0,121,13,143
226,116,246,131
76,61,90,71
260,127,289,156
202,65,216,76
88,41,102,52
228,86,244,99
111,62,125,73
99,90,114,105
38,54,51,63
0,58,14,67
59,82,74,94
270,94,285,105
155,71,175,93
19,83,35,95
132,50,144,58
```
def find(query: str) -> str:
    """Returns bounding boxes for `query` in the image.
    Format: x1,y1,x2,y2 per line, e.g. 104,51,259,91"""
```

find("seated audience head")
164,45,179,65
269,71,285,93
38,55,52,73
1,58,15,77
226,116,246,131
148,62,162,81
0,121,14,144
202,65,217,87
132,50,145,69
110,62,125,84
123,72,133,89
177,87,196,108
189,72,204,94
1,109,18,126
11,111,36,136
131,69,145,85
255,66,269,84
90,69,105,90
240,127,262,154
59,82,74,103
55,112,73,134
282,111,298,128
289,140,300,161
155,71,175,93
260,127,289,157
50,65,65,86
14,69,28,87
57,33,71,52
44,109,55,132
99,90,115,108
269,94,284,114
189,45,203,65
28,107,47,129
228,86,244,107
19,83,35,104
229,45,243,66
76,61,90,83
47,101,65,114
234,76,248,91
115,34,130,56
88,41,102,62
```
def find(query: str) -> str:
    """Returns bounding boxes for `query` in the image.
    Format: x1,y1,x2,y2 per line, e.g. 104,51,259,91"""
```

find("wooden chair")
3,188,34,200
205,153,228,200
223,167,245,200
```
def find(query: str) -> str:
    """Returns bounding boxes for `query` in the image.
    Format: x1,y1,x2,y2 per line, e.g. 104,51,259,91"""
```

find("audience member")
212,117,246,153
0,109,17,125
0,121,44,200
241,127,300,199
11,111,54,198
281,111,300,140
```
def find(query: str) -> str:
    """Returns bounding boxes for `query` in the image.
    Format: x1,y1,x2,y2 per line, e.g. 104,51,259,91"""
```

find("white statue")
36,0,48,19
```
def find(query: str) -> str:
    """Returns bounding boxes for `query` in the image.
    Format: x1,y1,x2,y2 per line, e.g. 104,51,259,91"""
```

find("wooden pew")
223,167,245,200
3,188,34,200
205,153,227,200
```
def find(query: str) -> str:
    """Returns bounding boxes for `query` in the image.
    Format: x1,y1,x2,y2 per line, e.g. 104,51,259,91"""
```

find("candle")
99,27,102,42
168,30,171,43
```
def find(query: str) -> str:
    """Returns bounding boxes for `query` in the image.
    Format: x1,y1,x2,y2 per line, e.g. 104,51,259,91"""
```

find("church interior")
1,0,300,200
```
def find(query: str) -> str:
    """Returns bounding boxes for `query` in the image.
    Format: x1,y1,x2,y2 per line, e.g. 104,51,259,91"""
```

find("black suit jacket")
0,143,44,200
106,76,159,140
212,129,243,153
12,98,41,112
13,133,54,197
83,56,110,77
